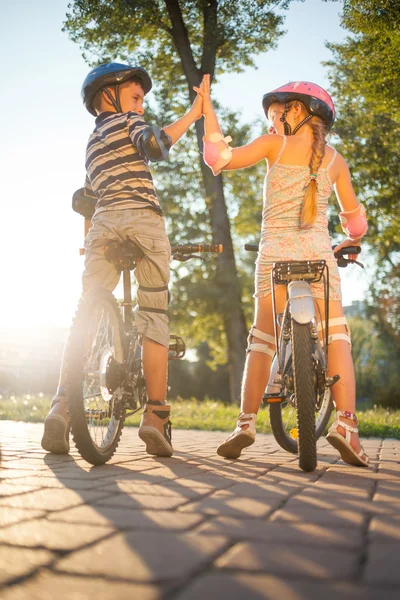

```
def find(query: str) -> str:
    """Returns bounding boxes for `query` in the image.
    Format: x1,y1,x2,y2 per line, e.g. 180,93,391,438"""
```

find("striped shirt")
84,111,163,216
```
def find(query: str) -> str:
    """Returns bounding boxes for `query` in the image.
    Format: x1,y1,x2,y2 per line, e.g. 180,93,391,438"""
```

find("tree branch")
163,0,201,97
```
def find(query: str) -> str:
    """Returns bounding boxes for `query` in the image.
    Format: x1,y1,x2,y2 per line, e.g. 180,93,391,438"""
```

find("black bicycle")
66,239,222,466
245,243,363,472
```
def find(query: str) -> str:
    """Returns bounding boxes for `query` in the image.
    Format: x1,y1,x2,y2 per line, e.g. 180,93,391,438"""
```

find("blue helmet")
81,62,152,115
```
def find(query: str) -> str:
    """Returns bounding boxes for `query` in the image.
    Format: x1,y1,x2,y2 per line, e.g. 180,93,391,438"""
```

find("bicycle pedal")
168,335,186,359
263,393,284,404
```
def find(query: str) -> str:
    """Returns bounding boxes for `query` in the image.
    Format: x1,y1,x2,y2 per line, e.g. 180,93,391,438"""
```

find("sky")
0,0,371,330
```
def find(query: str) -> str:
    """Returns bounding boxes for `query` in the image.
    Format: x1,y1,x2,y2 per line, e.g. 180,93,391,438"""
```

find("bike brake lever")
337,256,364,269
173,254,206,262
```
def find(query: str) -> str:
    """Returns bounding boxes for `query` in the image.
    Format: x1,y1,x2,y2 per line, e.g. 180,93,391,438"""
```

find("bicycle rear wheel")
291,320,318,471
67,288,126,465
269,382,332,455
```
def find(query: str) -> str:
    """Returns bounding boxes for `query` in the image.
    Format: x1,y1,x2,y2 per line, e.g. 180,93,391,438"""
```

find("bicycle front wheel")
291,320,318,472
67,288,126,465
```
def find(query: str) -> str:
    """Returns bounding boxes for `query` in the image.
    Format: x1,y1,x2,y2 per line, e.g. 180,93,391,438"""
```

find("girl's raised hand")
193,74,213,116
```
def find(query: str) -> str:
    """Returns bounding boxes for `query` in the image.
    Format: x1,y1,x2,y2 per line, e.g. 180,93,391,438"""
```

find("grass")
0,394,400,438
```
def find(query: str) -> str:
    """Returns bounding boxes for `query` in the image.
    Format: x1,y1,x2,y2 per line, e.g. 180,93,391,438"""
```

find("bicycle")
245,243,364,472
66,235,222,466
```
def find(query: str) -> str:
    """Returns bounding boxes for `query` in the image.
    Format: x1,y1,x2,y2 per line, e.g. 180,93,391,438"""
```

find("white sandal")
326,410,369,467
217,412,256,459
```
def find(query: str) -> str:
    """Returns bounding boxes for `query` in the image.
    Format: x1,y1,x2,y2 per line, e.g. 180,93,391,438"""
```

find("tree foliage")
325,0,400,341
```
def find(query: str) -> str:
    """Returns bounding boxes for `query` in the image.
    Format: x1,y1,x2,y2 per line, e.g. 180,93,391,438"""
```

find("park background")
0,0,399,430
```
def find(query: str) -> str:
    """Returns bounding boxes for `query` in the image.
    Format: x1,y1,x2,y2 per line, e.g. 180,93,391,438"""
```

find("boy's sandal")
326,410,369,467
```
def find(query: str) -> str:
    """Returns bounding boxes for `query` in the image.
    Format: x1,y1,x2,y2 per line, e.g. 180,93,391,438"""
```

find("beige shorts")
83,208,170,347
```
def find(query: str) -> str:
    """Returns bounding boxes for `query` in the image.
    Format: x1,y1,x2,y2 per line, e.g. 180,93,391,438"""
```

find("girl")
197,76,369,467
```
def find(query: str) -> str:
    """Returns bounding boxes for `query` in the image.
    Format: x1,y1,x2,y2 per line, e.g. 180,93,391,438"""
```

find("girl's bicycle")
245,243,363,472
66,238,222,466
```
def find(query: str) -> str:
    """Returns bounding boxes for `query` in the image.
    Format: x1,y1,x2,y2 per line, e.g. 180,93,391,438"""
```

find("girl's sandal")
326,410,370,467
217,412,256,459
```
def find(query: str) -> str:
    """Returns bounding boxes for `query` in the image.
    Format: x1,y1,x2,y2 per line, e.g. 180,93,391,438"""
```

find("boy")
42,62,204,457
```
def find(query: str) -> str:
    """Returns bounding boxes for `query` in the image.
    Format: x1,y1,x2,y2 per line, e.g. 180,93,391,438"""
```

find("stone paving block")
364,542,400,585
0,507,45,527
0,571,162,599
283,494,396,516
179,491,283,518
312,481,373,497
55,531,228,583
174,572,400,600
0,487,115,511
105,481,208,500
94,492,190,510
195,516,364,548
0,483,41,496
215,540,360,579
270,506,367,527
368,514,400,542
1,474,119,491
172,473,239,490
0,518,114,551
218,480,301,500
48,504,205,531
0,545,54,585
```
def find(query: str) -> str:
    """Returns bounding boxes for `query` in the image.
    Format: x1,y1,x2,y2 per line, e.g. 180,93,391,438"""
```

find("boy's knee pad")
203,132,233,175
318,317,352,346
247,325,276,358
339,203,368,240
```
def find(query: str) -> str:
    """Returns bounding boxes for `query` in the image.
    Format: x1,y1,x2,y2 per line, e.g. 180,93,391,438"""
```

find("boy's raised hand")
191,84,203,121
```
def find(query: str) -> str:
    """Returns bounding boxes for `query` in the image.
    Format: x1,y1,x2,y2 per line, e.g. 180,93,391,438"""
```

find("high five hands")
192,73,213,119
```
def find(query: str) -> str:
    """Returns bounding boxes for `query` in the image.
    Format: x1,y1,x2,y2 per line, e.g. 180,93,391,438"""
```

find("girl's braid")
301,116,327,229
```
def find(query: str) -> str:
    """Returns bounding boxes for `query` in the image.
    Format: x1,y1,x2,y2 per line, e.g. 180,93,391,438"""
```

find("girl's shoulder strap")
326,146,338,170
270,135,287,168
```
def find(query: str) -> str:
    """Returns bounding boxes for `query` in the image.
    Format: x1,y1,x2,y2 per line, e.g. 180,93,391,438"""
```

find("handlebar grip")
333,245,361,257
174,244,223,253
244,243,259,252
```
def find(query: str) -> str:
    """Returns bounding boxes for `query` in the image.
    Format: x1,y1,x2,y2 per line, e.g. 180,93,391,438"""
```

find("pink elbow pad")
203,132,233,175
203,141,220,166
339,203,368,239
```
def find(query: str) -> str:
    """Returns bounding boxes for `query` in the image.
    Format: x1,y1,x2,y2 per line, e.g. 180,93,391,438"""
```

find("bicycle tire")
291,320,317,471
269,380,333,455
67,288,126,465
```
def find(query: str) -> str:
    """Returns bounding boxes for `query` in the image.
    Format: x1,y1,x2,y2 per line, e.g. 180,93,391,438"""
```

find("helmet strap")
292,114,313,135
280,102,313,136
280,103,292,135
103,85,123,113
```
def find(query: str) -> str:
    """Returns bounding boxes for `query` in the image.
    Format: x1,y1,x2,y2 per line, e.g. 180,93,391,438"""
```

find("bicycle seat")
104,239,144,270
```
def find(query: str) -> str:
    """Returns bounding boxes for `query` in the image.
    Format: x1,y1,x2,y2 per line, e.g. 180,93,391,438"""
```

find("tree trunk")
195,121,248,404
164,0,248,403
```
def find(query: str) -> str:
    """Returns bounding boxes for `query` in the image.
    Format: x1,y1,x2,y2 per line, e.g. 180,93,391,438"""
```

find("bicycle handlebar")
244,243,363,268
171,244,223,254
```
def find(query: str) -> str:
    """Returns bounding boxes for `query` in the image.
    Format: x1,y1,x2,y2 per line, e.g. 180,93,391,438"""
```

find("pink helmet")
262,81,336,130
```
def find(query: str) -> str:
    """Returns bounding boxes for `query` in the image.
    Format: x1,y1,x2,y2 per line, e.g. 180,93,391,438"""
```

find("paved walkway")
0,421,399,599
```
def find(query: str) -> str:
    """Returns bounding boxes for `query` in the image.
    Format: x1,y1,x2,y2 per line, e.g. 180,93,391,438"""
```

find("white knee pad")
247,325,276,358
318,317,351,346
